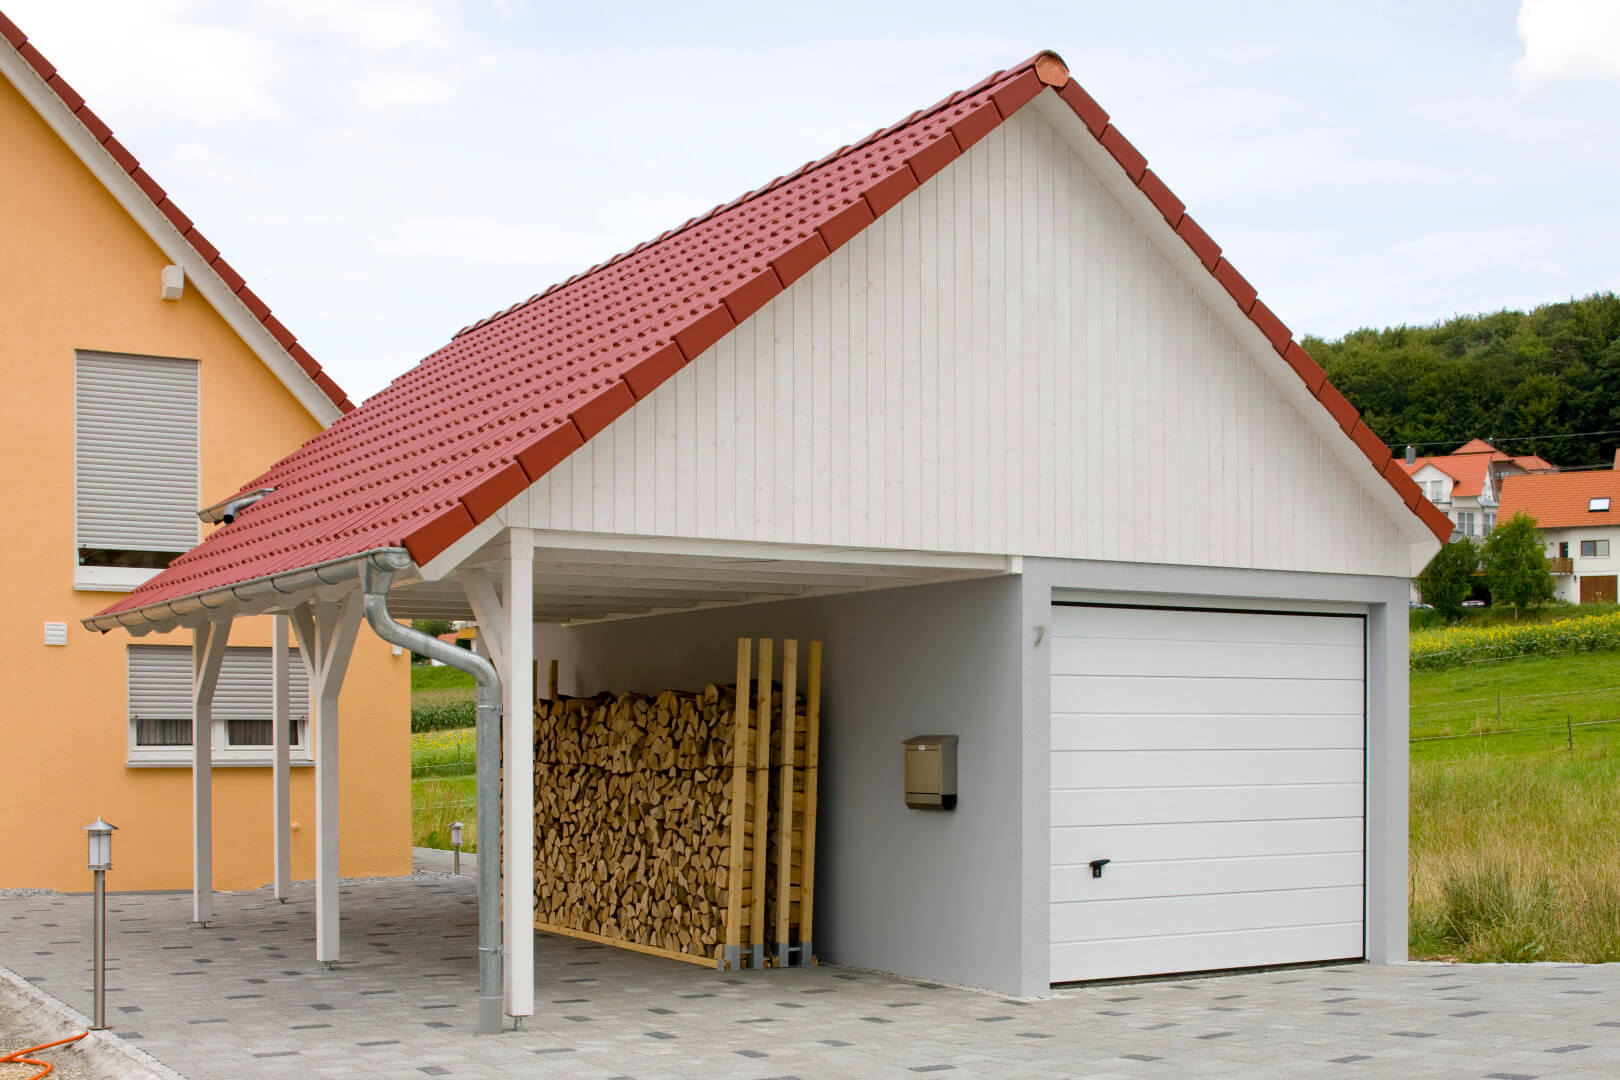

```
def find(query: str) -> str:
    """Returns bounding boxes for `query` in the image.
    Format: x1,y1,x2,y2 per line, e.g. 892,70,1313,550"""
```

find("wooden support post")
548,659,559,702
723,637,751,971
800,640,822,961
271,613,292,902
775,640,798,966
750,638,773,969
289,594,363,967
191,618,231,927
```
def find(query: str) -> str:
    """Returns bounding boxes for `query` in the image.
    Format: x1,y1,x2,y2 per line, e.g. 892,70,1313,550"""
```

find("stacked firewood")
531,684,785,960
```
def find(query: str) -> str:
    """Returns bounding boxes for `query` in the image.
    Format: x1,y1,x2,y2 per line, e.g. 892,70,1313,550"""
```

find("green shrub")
411,699,476,732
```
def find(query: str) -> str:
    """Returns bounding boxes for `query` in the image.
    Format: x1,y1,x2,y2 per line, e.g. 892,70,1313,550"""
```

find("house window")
127,644,310,765
1560,541,1570,558
1594,498,1612,512
1457,511,1475,536
75,352,199,590
1580,540,1611,558
1484,512,1496,533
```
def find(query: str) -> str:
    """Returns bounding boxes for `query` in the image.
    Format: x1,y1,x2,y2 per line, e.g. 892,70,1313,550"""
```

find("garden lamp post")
83,818,117,1030
450,821,464,876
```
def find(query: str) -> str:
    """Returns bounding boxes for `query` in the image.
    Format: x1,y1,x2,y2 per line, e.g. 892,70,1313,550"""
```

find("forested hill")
1302,292,1620,468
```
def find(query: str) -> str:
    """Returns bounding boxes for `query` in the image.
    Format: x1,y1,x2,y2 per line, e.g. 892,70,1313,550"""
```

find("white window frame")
1593,497,1612,512
126,644,315,768
1457,511,1475,536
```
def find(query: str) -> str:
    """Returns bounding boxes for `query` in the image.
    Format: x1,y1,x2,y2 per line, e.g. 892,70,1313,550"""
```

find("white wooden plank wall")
521,104,1406,578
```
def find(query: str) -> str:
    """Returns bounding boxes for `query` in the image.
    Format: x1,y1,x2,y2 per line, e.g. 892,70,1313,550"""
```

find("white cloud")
1516,0,1620,82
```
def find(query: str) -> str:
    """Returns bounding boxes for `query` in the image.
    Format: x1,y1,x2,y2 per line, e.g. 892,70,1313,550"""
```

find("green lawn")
411,726,478,851
1410,649,1620,961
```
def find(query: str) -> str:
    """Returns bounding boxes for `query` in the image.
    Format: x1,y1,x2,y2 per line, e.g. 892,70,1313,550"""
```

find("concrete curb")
0,963,189,1080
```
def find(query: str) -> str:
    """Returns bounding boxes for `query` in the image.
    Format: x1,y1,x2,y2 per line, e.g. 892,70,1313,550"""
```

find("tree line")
1304,292,1620,467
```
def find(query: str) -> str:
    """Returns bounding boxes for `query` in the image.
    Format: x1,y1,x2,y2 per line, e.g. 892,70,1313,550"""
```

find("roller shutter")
75,352,199,554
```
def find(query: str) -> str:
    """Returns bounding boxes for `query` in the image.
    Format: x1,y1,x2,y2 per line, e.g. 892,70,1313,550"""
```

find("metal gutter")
80,548,414,633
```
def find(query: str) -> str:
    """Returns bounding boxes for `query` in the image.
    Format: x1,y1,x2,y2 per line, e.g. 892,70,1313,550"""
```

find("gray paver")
3,872,1620,1077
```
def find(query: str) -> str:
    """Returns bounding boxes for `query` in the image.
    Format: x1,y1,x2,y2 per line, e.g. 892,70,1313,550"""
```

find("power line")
1387,428,1620,451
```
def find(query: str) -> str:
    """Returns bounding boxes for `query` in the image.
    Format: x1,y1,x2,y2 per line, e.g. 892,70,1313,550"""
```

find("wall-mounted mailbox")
903,735,958,810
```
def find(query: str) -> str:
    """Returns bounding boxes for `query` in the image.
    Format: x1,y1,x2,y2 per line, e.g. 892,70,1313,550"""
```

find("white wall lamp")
160,264,185,301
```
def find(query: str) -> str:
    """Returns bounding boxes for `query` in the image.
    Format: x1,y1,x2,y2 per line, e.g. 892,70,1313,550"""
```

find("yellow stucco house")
0,13,409,893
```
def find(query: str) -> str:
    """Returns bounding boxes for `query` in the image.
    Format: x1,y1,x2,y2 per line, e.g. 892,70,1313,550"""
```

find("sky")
8,0,1620,403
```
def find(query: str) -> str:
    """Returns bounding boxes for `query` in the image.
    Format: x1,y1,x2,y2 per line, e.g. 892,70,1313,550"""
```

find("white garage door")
1049,603,1365,983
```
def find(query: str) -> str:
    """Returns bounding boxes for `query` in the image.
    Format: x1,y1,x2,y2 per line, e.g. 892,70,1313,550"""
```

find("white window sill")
127,757,315,769
76,565,163,592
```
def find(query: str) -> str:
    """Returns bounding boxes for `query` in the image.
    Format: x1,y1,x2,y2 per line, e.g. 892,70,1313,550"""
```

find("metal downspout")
361,554,505,1036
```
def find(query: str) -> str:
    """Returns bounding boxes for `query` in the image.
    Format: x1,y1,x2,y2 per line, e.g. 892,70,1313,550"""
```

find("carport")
86,47,1448,1021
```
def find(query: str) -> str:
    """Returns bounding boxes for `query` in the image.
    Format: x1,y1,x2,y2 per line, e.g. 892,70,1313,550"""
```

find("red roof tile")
1498,469,1620,529
93,49,1444,623
0,8,350,416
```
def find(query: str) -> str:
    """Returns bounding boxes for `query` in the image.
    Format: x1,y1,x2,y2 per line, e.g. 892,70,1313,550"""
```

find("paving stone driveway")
3,874,1619,1079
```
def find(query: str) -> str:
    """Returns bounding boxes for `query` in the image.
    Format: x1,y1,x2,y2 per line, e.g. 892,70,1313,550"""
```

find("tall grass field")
1410,648,1620,962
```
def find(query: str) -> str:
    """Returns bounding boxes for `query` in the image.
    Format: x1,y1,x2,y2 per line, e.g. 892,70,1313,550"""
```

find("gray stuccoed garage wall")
533,574,1028,993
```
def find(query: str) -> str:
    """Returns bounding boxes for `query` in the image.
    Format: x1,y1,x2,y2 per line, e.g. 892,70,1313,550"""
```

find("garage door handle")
1089,858,1110,878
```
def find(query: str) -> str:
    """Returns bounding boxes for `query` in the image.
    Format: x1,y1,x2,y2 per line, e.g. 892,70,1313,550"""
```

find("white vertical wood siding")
520,105,1406,577
1048,604,1366,982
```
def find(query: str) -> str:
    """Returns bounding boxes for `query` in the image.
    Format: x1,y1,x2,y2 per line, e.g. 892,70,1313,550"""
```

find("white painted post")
503,529,535,1018
191,618,231,926
290,595,363,966
271,613,292,902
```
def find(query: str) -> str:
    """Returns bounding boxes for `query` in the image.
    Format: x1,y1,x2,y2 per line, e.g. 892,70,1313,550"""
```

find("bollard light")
449,821,463,848
83,817,117,1030
450,821,465,877
85,818,116,871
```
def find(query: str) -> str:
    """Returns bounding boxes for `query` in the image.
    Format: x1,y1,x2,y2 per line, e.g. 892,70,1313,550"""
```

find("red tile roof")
0,9,353,415
1499,469,1620,529
91,49,1445,624
1398,440,1559,498
1400,453,1493,498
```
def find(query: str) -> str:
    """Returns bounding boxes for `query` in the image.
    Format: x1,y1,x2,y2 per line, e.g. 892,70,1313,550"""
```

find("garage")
87,51,1450,1011
1049,603,1366,982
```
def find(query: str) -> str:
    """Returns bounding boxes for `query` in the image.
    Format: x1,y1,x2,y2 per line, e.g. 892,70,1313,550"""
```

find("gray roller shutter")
76,352,200,553
128,645,310,747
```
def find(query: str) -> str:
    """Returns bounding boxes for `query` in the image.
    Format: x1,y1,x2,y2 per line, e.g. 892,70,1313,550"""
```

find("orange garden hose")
0,1032,87,1079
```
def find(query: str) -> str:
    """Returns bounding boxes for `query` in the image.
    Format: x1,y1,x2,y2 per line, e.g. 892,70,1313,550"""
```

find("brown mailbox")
903,735,958,810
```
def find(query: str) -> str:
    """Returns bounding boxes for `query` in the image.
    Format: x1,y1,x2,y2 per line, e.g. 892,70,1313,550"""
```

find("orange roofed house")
0,13,408,892
1499,451,1620,605
1397,438,1557,543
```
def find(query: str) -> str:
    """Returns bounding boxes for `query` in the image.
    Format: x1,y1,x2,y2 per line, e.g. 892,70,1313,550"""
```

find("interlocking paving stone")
6,874,1620,1078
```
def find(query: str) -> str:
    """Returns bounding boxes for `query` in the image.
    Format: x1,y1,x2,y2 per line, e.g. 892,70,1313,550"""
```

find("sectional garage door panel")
1049,604,1366,983
1052,923,1366,987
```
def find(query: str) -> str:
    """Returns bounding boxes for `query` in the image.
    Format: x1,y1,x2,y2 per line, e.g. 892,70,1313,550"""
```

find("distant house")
1498,451,1620,604
1398,438,1557,541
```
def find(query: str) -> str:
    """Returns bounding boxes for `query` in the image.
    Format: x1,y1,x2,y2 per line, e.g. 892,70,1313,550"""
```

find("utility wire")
1387,428,1620,451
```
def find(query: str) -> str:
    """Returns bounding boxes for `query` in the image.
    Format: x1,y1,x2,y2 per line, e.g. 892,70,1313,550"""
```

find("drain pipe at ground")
361,554,505,1036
